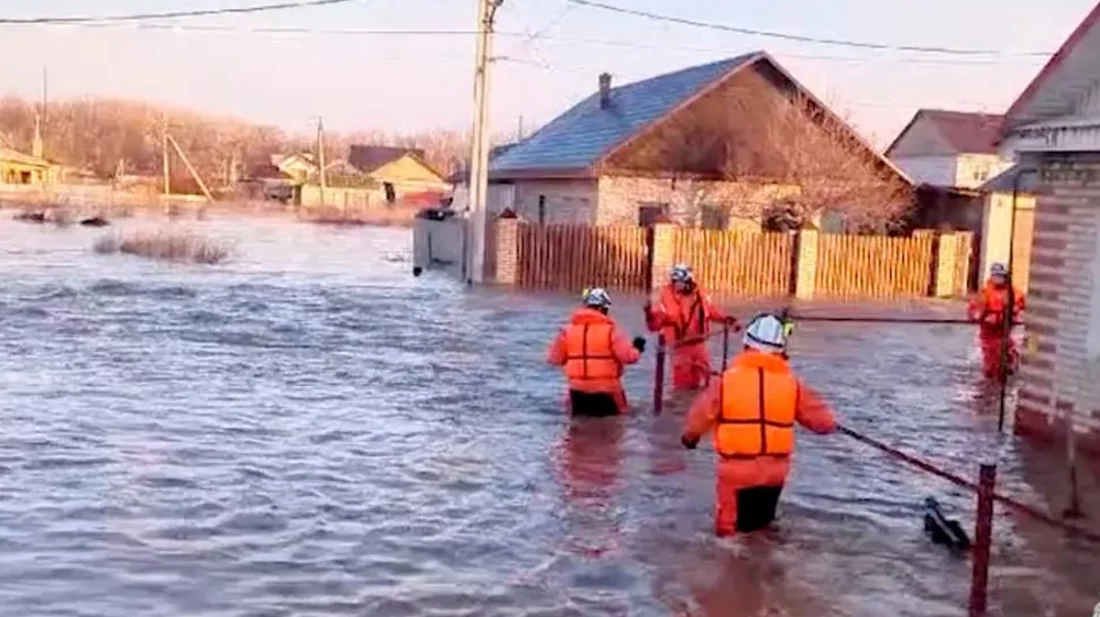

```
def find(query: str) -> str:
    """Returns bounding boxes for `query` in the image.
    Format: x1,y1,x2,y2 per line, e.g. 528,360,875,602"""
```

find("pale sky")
0,0,1094,147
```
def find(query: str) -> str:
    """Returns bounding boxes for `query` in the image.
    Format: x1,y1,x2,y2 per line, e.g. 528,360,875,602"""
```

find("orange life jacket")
563,319,622,382
659,285,709,339
715,352,798,459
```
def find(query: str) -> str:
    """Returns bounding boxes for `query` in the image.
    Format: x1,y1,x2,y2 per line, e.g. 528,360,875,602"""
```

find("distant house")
273,153,318,183
996,2,1100,456
348,145,449,203
0,146,57,185
480,52,910,229
887,109,1011,189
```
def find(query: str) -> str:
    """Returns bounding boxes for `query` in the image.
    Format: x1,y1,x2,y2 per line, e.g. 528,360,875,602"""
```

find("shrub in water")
93,230,232,265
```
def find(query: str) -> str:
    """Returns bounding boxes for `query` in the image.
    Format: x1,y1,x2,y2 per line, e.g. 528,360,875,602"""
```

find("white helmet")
670,264,693,283
743,313,788,353
582,287,612,309
990,263,1008,277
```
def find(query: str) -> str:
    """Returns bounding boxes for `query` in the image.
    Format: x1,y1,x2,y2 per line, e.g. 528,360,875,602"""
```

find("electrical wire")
2,20,1049,67
561,0,1053,57
0,0,360,25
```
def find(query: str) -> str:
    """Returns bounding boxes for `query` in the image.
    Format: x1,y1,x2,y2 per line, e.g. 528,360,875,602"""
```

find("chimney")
598,73,612,109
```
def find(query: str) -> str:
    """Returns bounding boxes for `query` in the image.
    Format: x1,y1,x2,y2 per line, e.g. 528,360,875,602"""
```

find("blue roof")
490,53,761,176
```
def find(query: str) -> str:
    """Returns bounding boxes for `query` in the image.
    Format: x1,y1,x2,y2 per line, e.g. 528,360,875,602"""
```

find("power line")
0,0,359,25
2,20,1049,67
561,0,1053,57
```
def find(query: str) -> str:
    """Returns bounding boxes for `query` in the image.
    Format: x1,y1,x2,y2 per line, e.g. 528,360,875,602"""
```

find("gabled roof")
886,109,1005,156
349,145,425,174
0,146,51,167
489,51,909,185
490,54,759,176
1001,2,1100,135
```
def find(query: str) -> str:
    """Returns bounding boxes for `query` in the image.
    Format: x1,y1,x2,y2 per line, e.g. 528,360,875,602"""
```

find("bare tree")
601,63,913,232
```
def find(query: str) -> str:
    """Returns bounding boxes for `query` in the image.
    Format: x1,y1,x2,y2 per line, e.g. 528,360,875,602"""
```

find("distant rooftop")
889,109,1005,156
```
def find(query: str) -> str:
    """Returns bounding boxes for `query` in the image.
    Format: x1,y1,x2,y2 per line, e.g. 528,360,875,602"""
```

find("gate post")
794,229,819,300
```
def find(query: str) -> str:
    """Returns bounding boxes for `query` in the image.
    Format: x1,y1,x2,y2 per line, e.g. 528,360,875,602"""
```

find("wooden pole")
653,333,666,415
166,133,214,203
317,116,327,209
968,463,996,617
162,118,170,195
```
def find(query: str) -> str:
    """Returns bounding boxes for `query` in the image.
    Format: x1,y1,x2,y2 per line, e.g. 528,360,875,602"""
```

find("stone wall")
1016,153,1100,456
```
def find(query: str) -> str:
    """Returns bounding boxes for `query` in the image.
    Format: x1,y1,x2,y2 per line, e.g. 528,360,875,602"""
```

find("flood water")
1,215,1097,617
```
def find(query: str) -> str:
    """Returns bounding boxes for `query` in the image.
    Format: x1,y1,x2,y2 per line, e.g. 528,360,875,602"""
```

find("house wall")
979,191,1036,292
1015,153,1100,456
509,178,598,224
596,175,796,230
955,154,1014,189
369,155,450,194
0,161,54,185
890,155,958,186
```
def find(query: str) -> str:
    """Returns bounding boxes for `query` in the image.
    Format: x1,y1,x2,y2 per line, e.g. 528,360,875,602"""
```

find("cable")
4,20,1048,67
562,0,1053,57
0,0,359,25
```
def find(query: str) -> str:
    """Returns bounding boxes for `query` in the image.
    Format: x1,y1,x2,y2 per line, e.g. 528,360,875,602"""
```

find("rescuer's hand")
681,435,699,450
632,336,647,353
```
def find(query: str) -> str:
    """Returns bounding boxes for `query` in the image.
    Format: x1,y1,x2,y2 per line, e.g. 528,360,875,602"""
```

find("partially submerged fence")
491,219,973,300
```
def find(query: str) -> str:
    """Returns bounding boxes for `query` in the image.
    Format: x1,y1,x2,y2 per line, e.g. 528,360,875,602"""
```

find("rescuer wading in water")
681,313,836,536
966,262,1025,380
547,288,646,416
645,264,739,390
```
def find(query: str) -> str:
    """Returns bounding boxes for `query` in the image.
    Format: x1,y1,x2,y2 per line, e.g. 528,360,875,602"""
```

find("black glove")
724,316,741,331
632,336,647,353
681,435,698,450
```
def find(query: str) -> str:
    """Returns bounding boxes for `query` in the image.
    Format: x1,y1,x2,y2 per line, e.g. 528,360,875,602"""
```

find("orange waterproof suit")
547,307,642,413
646,284,729,390
682,349,836,536
967,280,1025,380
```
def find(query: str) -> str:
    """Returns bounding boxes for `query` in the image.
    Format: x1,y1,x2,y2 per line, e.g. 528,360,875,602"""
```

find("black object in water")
412,266,423,277
923,497,971,550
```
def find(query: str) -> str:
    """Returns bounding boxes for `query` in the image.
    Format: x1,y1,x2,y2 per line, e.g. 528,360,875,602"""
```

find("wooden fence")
670,229,794,298
494,220,973,299
515,223,649,291
814,233,935,298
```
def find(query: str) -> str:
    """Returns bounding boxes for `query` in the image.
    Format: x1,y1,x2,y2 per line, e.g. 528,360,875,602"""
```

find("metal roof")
489,53,761,176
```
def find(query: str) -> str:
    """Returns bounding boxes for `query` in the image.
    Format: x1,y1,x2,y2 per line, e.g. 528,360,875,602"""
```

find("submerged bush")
93,229,233,265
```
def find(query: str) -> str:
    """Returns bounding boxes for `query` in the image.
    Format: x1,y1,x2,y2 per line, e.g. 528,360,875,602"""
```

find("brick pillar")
649,223,676,294
934,233,960,298
794,229,818,300
493,218,519,285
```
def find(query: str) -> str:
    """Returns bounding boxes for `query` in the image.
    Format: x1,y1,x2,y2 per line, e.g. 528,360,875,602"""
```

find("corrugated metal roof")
489,53,761,176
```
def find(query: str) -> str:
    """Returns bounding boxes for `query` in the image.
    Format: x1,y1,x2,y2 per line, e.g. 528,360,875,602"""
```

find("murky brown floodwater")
0,215,1097,617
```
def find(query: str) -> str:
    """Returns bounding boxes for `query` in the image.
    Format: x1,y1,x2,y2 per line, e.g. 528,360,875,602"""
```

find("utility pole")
316,116,327,207
162,116,170,195
466,0,502,285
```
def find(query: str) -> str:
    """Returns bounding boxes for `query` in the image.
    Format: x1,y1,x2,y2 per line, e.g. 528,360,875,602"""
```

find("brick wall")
1016,154,1100,456
596,175,795,229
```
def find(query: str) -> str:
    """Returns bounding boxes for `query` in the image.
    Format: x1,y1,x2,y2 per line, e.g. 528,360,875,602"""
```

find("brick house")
998,2,1100,455
486,52,910,230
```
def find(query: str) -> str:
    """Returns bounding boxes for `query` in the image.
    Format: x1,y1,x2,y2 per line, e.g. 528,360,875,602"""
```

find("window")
638,201,670,227
537,195,547,224
700,205,728,230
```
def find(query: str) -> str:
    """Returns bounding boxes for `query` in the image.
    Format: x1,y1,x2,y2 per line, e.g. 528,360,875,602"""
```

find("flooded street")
1,216,1097,617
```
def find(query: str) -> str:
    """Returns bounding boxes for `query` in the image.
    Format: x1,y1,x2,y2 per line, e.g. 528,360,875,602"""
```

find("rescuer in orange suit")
681,313,836,537
967,263,1025,380
645,264,739,390
547,287,646,416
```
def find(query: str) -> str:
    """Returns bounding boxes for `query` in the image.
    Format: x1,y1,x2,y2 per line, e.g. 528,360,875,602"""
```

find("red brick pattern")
1017,155,1100,458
